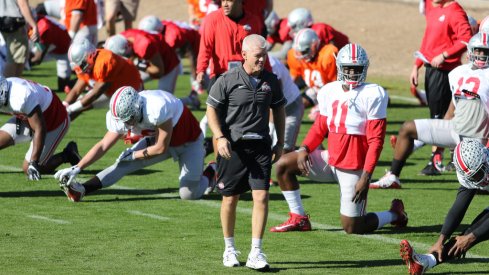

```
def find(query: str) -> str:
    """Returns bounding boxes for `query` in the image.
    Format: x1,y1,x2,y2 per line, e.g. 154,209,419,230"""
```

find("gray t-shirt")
207,66,287,142
0,0,22,18
453,98,489,139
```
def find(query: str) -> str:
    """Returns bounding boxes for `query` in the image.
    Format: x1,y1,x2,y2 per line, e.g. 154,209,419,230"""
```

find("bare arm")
69,11,84,35
207,104,231,159
146,53,165,78
64,78,88,104
17,0,38,41
133,120,173,159
26,105,46,162
77,131,122,169
79,81,112,107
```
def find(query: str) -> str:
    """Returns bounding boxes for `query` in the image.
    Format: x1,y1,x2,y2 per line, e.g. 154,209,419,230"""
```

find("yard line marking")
190,199,488,259
389,94,419,104
0,164,23,172
127,210,170,221
27,214,71,224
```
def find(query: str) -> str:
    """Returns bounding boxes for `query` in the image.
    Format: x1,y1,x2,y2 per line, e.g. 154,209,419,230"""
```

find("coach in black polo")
206,34,286,270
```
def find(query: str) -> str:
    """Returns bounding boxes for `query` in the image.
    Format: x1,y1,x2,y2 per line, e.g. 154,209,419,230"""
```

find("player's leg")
120,0,139,31
176,135,210,200
104,0,120,36
337,167,407,234
283,96,304,153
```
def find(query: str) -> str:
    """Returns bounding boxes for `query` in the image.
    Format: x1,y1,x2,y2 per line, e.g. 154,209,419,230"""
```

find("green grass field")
1,61,488,274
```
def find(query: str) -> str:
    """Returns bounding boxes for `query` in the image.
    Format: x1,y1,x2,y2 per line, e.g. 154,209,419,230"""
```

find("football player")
264,10,293,61
371,32,489,189
0,76,80,180
64,38,142,120
400,139,489,275
54,86,216,202
270,44,408,234
287,28,338,120
29,11,72,92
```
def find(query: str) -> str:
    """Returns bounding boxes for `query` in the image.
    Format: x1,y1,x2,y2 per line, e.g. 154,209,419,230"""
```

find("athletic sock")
224,237,235,250
390,159,405,176
251,238,262,251
374,211,397,229
282,190,306,216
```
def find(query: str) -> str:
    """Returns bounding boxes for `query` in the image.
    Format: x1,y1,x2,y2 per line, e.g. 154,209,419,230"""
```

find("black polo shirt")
207,65,286,143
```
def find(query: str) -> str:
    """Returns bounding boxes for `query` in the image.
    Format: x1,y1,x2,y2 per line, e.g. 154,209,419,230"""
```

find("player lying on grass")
54,86,215,202
400,139,489,275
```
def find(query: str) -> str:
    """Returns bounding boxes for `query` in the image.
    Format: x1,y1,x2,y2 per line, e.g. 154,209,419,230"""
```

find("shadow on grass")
272,259,401,270
388,102,425,108
203,192,308,201
0,187,179,199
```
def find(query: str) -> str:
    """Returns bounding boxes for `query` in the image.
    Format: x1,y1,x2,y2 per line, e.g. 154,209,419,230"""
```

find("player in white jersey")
268,54,303,152
0,76,80,180
54,86,216,202
270,44,408,234
400,139,489,275
371,32,489,189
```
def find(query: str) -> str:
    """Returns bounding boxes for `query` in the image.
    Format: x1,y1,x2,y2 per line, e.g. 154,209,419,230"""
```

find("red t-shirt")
415,0,472,71
37,15,71,55
162,20,200,55
196,8,263,78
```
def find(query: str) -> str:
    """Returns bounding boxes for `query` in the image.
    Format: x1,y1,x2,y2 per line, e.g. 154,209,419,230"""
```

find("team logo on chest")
261,82,271,92
243,24,251,33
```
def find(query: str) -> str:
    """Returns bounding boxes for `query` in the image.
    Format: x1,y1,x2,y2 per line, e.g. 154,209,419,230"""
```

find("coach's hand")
352,171,371,203
216,137,231,160
272,143,284,164
297,148,311,176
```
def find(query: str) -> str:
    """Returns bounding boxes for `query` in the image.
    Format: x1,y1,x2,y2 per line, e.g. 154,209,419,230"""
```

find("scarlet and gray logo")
243,24,251,32
261,82,271,92
218,182,225,189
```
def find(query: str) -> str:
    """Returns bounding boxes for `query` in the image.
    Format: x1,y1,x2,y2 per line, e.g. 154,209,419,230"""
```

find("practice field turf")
1,61,488,274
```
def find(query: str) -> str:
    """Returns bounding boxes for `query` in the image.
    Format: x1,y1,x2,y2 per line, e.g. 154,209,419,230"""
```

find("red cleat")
400,240,429,275
270,212,312,232
410,85,427,106
390,199,408,228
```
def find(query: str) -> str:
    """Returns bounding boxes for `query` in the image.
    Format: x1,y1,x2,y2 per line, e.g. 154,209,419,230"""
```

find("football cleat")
60,178,85,202
400,240,430,275
445,161,456,172
390,135,397,149
63,141,81,166
203,162,217,195
370,172,402,189
223,248,241,267
432,152,444,172
419,162,441,176
188,91,201,110
245,249,270,271
270,212,312,232
390,199,408,228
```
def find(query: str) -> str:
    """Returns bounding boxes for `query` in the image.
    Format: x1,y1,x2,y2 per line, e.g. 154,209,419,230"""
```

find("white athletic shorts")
284,95,304,151
414,119,460,149
0,116,70,164
306,149,367,217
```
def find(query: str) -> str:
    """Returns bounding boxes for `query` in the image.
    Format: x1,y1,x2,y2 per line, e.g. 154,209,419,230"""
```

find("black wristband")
216,135,226,140
143,149,150,158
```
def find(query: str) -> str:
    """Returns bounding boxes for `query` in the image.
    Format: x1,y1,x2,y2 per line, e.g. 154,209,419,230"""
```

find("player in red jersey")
270,44,408,234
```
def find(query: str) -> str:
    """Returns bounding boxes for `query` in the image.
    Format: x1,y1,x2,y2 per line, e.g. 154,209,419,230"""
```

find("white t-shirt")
268,54,301,105
317,81,388,135
106,90,184,135
0,78,53,116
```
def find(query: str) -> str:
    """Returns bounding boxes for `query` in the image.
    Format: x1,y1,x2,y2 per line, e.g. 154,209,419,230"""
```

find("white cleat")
223,248,240,267
246,249,270,271
370,171,402,189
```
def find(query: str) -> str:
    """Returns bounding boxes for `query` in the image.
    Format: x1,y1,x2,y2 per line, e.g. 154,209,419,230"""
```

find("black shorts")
216,140,272,196
424,66,451,119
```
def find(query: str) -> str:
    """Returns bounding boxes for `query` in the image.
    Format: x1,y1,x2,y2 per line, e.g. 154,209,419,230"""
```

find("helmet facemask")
336,44,369,89
467,32,489,69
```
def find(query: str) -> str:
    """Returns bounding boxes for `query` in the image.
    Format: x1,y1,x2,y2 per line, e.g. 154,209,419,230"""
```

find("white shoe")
60,180,85,202
246,249,270,271
223,248,240,267
203,162,217,195
370,171,401,189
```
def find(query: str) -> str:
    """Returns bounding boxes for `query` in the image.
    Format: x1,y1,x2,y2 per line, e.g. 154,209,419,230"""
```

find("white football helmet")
109,86,142,124
292,28,320,62
0,75,10,106
104,35,132,58
287,8,313,37
454,139,489,190
68,38,97,72
265,10,280,35
336,43,369,88
480,15,489,33
467,32,489,69
138,15,164,34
